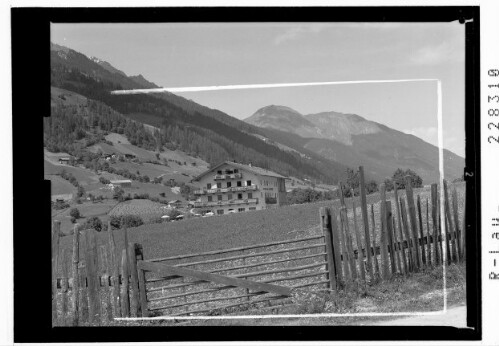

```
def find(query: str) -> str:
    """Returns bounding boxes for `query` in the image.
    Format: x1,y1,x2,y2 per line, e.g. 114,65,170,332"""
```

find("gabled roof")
191,161,287,182
110,179,132,184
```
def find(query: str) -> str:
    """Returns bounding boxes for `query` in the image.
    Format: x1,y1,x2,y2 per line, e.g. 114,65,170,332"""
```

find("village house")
168,199,182,208
110,179,132,188
58,157,72,164
192,161,287,215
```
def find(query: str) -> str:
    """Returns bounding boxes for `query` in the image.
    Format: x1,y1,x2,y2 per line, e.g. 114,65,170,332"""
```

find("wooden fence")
52,167,466,321
52,223,147,325
140,234,329,316
322,168,467,288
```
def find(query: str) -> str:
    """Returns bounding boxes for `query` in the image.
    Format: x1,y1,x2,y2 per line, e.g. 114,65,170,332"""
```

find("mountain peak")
90,57,127,77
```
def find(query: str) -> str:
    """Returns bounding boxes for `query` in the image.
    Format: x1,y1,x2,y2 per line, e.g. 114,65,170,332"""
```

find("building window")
207,196,212,202
238,193,243,199
249,207,256,211
246,180,251,186
248,193,253,199
217,195,223,201
238,208,245,212
207,183,211,189
228,194,233,200
217,170,222,174
217,182,222,188
234,169,239,173
217,210,224,215
237,181,242,187
227,182,232,188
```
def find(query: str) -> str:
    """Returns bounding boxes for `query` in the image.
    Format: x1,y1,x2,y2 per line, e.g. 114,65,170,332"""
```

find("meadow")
57,182,466,263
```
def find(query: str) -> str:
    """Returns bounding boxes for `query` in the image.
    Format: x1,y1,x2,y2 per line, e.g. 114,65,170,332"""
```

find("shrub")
70,217,76,224
69,207,81,219
52,200,70,210
109,215,144,230
80,216,103,232
99,176,111,185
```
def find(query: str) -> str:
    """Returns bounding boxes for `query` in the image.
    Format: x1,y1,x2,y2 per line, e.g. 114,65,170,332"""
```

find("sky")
51,22,466,157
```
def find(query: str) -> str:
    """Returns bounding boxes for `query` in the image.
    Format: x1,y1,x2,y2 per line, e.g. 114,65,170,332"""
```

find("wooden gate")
137,234,330,317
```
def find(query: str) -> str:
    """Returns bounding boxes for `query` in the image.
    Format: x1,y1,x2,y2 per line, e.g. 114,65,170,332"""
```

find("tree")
392,168,423,189
113,186,125,201
99,176,110,185
69,207,81,219
80,216,103,232
76,185,85,198
384,178,394,192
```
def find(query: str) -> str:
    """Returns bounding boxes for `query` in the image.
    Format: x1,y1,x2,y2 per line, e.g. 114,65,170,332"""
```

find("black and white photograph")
8,4,493,344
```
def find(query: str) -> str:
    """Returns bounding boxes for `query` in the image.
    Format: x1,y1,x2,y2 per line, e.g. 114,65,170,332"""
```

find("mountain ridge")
245,105,464,183
49,42,350,184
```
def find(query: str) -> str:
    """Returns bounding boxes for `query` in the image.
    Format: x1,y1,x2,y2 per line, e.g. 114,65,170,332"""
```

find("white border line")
110,78,438,94
114,78,448,321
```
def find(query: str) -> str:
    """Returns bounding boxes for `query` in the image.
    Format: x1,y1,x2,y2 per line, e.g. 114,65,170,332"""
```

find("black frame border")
11,6,481,343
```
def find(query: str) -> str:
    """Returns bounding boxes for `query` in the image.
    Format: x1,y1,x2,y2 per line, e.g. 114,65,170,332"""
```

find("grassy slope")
57,182,465,262
45,175,75,195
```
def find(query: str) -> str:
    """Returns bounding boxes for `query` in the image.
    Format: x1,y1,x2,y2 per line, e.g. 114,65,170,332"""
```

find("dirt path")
365,305,467,327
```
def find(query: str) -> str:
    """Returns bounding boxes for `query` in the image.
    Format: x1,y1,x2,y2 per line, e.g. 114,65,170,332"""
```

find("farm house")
110,179,132,188
192,161,287,215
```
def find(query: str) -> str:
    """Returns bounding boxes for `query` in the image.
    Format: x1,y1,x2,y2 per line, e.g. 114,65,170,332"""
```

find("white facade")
193,162,287,215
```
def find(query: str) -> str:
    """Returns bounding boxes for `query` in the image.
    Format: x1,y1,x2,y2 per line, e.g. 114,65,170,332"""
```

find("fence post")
52,220,61,324
426,198,432,266
431,184,440,265
337,207,350,283
321,207,338,290
385,201,397,275
392,217,402,274
351,194,366,282
404,176,421,271
399,198,415,272
79,264,88,322
451,188,462,262
84,229,101,324
370,204,381,281
379,184,390,279
99,245,113,321
340,207,357,282
394,186,408,275
128,242,141,317
135,244,149,317
60,248,69,325
443,180,458,263
121,248,130,317
108,226,121,318
417,195,427,266
339,182,346,207
71,225,80,326
330,208,343,287
436,197,443,264
358,166,374,278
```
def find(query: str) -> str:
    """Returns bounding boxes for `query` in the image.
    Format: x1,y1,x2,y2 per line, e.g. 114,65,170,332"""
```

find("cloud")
274,23,331,45
409,40,464,66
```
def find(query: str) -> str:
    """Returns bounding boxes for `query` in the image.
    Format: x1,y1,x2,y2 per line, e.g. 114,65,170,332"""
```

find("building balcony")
214,172,243,180
193,198,259,208
194,185,258,195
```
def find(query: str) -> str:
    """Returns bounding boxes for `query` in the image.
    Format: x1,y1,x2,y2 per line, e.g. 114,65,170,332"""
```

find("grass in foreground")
65,262,464,327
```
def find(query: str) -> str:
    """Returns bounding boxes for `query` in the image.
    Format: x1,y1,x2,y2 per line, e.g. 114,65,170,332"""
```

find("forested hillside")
49,44,350,184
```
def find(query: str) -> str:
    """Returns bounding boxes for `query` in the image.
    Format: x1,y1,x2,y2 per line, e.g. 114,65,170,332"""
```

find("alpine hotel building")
192,161,287,215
